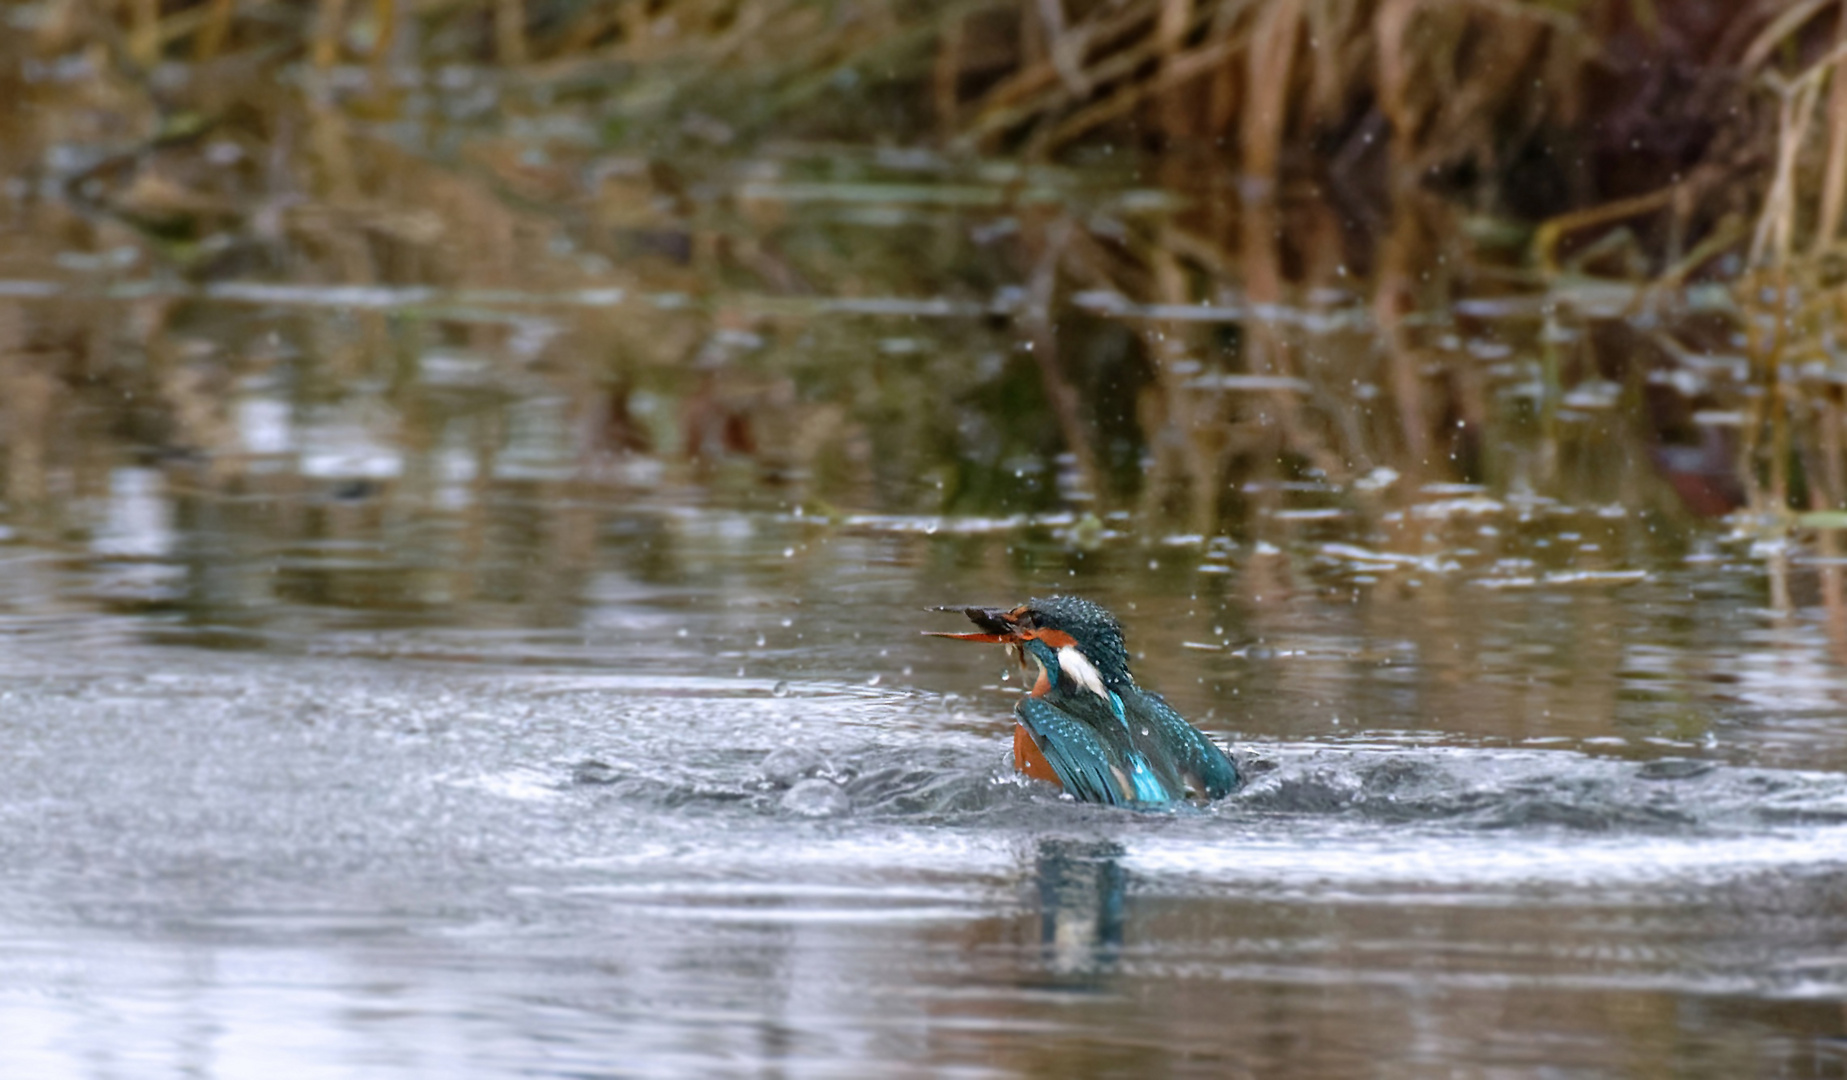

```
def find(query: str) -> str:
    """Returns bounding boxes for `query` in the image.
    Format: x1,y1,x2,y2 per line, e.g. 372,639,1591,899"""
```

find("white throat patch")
1056,645,1109,702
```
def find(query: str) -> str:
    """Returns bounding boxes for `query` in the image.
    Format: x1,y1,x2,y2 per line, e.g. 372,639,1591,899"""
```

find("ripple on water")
0,651,1845,1073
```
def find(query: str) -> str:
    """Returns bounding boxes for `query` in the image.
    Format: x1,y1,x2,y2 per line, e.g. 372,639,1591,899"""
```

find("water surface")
1,486,1846,1078
5,41,1847,1073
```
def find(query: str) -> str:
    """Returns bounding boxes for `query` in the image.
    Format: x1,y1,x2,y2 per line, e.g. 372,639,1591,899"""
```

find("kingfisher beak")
923,605,1021,643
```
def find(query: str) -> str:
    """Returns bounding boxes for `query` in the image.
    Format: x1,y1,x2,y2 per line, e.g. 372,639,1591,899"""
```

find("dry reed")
11,0,1847,534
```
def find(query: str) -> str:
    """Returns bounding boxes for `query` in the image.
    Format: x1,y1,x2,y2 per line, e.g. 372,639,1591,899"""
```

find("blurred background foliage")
6,0,1847,545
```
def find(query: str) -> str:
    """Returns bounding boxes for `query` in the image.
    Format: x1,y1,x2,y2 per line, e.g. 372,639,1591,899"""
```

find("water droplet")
1140,727,1149,736
782,547,796,558
676,628,689,638
866,674,881,687
781,618,794,628
756,634,767,647
771,680,791,698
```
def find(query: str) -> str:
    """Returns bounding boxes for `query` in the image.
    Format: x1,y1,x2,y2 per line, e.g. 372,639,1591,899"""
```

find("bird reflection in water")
1032,837,1128,980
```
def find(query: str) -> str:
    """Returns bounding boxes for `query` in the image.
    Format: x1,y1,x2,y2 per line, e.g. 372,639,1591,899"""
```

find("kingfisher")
929,595,1238,808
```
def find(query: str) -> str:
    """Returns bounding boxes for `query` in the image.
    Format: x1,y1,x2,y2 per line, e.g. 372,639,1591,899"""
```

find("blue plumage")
931,596,1239,807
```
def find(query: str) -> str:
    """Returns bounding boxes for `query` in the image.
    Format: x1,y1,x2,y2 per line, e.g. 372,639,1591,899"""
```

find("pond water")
4,47,1847,1077
1,473,1846,1078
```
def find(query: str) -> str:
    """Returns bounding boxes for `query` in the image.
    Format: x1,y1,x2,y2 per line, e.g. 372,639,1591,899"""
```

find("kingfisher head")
927,595,1134,699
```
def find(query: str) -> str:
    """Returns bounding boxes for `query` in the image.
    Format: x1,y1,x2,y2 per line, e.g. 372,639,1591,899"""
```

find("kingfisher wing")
1124,689,1240,801
1016,698,1129,806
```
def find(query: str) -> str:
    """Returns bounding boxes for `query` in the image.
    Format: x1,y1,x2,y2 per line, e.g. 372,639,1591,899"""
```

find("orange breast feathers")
1013,723,1062,786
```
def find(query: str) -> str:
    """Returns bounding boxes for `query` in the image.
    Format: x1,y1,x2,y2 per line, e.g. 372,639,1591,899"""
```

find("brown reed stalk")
1373,210,1431,469
934,11,965,138
1018,217,1102,504
1136,234,1208,526
959,0,1171,144
1818,521,1847,665
496,0,528,64
1751,72,1822,266
1153,0,1190,137
1231,194,1355,486
1736,264,1792,512
1035,0,1090,97
1646,213,1746,295
1771,309,1792,512
1036,35,1237,152
1241,0,1303,187
369,0,397,65
549,5,618,56
1020,0,1048,68
1534,185,1679,277
1372,0,1419,180
0,352,57,512
312,0,348,67
1204,1,1243,134
1814,0,1847,253
1741,0,1833,72
195,0,236,61
125,0,160,65
1814,387,1844,510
